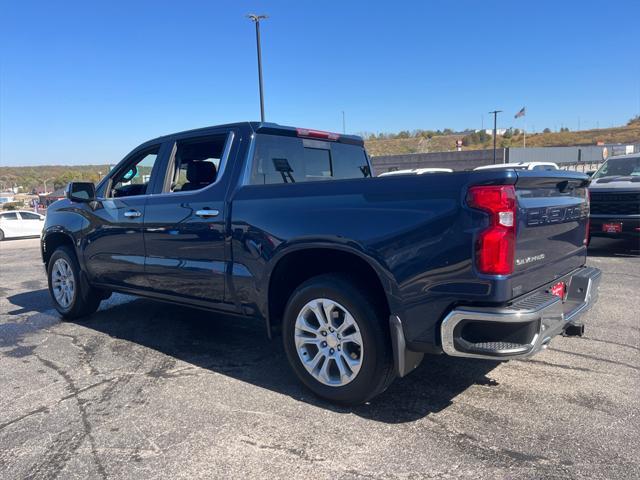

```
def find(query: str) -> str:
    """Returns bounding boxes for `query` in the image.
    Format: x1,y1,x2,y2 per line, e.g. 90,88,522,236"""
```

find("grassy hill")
365,118,640,156
0,165,111,194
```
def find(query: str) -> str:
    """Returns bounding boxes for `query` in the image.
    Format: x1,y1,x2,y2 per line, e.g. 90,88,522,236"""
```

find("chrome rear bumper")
440,266,602,360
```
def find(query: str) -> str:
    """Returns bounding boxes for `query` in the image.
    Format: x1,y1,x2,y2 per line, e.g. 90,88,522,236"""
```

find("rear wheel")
282,274,395,405
0,229,4,241
47,246,101,319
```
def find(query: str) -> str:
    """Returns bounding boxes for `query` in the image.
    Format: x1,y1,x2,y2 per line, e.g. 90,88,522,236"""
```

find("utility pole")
43,177,54,194
247,14,268,122
342,111,346,134
489,110,502,164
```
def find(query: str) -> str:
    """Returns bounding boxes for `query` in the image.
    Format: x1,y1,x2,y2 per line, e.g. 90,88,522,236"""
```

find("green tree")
462,130,492,146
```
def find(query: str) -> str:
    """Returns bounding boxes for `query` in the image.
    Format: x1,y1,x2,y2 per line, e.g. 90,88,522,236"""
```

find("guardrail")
558,161,604,173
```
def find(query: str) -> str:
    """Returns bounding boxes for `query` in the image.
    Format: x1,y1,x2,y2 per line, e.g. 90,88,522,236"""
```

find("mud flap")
389,315,424,377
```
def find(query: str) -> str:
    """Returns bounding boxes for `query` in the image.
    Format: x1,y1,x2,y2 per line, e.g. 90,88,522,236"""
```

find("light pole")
247,14,268,122
342,111,346,134
489,110,502,164
43,177,54,194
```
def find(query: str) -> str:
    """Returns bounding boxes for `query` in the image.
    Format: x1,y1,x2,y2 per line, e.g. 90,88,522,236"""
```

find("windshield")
592,156,640,179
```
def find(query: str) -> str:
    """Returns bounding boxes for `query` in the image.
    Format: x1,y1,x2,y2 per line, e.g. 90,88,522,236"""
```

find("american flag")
514,107,526,119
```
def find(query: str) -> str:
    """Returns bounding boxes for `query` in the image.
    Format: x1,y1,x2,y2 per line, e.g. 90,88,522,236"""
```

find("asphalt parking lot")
1,237,638,479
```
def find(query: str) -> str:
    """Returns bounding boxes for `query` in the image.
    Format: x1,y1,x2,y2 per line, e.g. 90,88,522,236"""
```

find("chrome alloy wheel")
52,258,75,309
294,298,364,387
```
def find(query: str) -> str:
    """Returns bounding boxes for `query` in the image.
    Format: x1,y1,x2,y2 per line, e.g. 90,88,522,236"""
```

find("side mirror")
66,182,96,202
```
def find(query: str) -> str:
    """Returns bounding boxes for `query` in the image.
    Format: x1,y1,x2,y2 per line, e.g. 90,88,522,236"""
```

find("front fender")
42,203,89,268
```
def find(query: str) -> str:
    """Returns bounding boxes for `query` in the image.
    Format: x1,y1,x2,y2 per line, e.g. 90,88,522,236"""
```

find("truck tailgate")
512,171,590,292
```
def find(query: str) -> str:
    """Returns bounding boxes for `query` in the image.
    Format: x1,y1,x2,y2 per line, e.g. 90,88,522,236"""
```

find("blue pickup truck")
42,122,601,404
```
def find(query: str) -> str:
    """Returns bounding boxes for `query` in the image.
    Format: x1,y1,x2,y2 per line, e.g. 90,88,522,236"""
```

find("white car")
474,162,559,171
0,210,45,240
379,168,453,177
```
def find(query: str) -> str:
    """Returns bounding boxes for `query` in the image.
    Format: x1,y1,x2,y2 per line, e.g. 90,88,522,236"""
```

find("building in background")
38,188,66,209
0,193,15,204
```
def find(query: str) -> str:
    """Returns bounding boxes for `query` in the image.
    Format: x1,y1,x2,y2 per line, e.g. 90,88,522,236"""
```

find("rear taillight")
467,185,517,275
296,128,340,141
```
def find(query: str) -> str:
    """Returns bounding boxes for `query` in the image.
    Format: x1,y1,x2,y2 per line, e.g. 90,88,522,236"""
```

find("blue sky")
1,0,639,166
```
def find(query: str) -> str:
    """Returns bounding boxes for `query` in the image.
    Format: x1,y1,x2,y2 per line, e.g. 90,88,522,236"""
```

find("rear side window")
167,134,229,193
250,134,371,185
1,212,18,220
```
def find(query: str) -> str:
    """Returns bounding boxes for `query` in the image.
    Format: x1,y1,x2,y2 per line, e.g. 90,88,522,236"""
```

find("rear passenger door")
142,129,237,308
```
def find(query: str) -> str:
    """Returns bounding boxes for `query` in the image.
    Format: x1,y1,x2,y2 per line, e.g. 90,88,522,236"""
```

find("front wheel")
47,246,101,319
282,274,395,405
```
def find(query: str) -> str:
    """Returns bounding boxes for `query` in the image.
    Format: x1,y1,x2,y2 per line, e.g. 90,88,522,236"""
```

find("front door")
142,131,234,307
83,143,167,289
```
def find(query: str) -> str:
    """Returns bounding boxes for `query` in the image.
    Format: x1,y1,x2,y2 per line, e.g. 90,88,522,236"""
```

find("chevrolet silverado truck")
588,153,640,239
42,122,601,405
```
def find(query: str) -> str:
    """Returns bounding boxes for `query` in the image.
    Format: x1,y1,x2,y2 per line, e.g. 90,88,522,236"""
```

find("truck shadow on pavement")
6,289,500,423
82,298,499,423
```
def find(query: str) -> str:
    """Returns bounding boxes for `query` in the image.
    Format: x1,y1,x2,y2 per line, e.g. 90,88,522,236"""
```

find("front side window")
250,134,371,185
109,146,160,198
167,134,228,193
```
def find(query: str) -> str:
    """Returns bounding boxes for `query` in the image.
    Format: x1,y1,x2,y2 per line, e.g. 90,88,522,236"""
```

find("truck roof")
138,122,364,148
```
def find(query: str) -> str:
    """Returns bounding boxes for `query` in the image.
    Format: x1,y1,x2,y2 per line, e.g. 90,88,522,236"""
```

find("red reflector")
467,185,517,275
296,128,340,141
550,281,566,299
602,222,622,233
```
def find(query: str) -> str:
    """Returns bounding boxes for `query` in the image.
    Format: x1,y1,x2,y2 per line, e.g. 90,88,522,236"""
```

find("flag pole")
515,107,526,148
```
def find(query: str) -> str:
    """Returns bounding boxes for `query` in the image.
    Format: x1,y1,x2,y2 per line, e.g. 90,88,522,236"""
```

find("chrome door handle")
124,210,142,218
196,209,220,218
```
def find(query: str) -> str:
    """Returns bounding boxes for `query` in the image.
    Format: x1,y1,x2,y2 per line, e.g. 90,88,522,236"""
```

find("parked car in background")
0,210,45,240
378,168,453,177
41,122,600,405
474,162,559,171
588,153,640,239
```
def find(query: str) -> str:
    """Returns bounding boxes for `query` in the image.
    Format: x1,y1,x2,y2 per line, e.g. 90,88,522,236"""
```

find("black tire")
282,273,395,405
47,246,101,319
0,229,4,241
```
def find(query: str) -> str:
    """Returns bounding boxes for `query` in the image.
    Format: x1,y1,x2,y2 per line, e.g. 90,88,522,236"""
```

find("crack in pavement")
23,353,108,480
